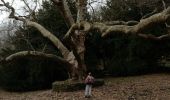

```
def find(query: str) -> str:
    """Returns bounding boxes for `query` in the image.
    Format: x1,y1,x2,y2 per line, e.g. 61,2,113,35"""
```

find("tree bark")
73,0,88,79
57,0,89,80
76,0,88,22
71,30,87,79
4,51,69,64
51,0,75,27
65,7,170,39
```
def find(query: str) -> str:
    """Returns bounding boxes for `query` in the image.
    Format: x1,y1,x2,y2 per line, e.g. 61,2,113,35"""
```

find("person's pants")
85,84,92,97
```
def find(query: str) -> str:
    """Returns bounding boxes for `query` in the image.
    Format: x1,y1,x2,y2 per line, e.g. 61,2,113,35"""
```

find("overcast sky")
0,0,42,40
0,0,24,22
0,0,43,23
0,0,106,26
0,0,106,21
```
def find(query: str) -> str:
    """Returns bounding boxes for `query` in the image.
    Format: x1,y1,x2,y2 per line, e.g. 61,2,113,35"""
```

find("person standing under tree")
84,72,94,98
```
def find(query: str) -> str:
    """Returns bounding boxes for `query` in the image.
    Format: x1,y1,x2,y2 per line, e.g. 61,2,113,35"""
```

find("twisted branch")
0,51,70,66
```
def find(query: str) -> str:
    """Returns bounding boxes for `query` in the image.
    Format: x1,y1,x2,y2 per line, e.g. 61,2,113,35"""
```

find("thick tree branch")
25,20,70,58
104,20,139,26
1,0,70,59
51,0,75,27
138,33,170,40
63,21,91,39
2,0,80,73
76,0,88,22
62,0,88,40
89,7,170,37
64,7,170,40
3,51,70,65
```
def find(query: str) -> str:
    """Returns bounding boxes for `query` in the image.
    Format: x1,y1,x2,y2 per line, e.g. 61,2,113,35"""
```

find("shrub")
0,58,68,91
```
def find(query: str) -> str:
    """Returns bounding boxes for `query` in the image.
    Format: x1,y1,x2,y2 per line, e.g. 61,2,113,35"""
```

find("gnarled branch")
1,0,70,59
100,7,170,37
4,51,70,65
138,33,170,40
63,7,170,40
51,0,75,27
2,0,79,72
104,20,139,26
25,20,70,58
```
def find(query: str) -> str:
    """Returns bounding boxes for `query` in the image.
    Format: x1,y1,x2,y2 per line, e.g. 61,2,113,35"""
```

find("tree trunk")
71,30,87,80
51,0,88,80
70,0,88,80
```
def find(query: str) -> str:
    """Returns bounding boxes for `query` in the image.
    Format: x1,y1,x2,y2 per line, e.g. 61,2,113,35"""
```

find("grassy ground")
1,73,170,100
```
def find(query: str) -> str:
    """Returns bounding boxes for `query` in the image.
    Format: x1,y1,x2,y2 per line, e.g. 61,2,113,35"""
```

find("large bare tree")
0,0,170,80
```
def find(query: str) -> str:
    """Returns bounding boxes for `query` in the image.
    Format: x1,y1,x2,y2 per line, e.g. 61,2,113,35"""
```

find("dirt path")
1,74,170,100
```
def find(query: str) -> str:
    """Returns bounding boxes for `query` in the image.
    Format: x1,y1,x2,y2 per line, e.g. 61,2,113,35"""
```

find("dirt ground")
1,73,170,100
